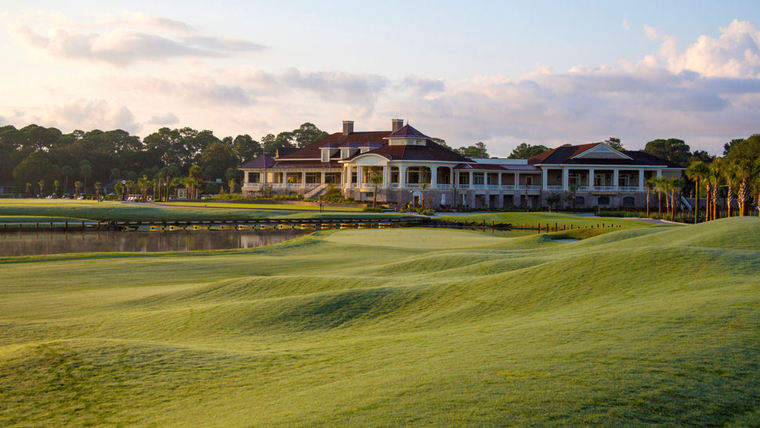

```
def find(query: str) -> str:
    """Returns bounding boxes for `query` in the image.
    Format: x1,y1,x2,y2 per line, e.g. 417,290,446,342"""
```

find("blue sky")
2,0,760,155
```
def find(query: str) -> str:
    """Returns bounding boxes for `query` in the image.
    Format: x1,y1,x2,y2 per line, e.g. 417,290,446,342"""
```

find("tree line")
2,122,329,196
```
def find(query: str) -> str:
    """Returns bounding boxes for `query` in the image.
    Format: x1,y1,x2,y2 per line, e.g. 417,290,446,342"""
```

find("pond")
0,230,309,257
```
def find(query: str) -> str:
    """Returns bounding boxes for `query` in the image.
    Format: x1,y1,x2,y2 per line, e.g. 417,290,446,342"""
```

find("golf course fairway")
1,217,758,425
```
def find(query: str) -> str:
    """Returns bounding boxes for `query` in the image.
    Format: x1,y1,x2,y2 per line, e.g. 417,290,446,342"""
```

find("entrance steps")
304,183,329,199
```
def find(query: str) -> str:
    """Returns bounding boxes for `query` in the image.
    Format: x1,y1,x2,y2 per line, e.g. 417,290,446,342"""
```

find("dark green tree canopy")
457,142,489,158
644,138,691,166
292,122,328,148
604,137,624,151
508,143,550,159
200,141,238,180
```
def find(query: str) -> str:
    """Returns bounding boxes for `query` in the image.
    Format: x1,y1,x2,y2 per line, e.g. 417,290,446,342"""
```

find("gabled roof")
384,124,431,140
353,140,470,162
529,143,681,167
278,131,389,160
241,154,276,169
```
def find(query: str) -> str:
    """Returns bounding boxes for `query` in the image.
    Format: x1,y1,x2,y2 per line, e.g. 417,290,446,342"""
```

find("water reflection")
0,230,309,257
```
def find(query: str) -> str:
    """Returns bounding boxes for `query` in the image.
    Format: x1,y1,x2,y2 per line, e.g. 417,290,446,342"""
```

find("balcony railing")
546,185,564,191
619,186,642,192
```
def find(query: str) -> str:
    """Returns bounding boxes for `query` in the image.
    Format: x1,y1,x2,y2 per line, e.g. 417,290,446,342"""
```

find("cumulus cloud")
9,13,264,66
646,19,760,78
621,19,630,31
147,113,179,125
46,100,139,132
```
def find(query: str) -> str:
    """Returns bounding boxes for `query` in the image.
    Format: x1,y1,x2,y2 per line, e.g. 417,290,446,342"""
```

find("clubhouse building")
241,119,683,209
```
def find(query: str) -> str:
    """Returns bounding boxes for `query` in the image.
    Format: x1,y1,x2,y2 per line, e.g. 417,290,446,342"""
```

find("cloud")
45,100,139,132
645,19,760,78
622,19,630,31
147,113,179,125
9,13,264,66
399,76,445,96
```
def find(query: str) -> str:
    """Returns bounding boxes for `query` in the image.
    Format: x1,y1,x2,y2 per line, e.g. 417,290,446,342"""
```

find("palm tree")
368,172,383,208
188,164,203,199
74,180,82,198
670,177,684,221
722,163,739,217
228,178,237,194
25,182,32,197
94,181,102,199
708,159,723,220
53,179,61,197
654,177,664,216
726,138,760,216
37,179,45,197
420,183,428,209
645,177,657,217
137,175,149,201
686,161,709,223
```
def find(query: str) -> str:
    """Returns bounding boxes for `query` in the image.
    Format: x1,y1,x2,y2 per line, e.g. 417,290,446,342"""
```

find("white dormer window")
341,148,350,159
360,147,370,153
321,149,330,162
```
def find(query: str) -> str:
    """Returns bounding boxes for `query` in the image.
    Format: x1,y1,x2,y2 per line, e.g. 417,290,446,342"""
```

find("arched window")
622,196,635,207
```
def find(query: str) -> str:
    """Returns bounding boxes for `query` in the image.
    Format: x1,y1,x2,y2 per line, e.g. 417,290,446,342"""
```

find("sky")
2,0,760,156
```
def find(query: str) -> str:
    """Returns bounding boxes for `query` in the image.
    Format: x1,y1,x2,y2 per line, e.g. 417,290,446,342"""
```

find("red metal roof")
384,124,431,140
240,155,276,169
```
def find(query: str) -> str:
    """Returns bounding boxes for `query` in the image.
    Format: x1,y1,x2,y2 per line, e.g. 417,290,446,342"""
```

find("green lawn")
158,201,365,211
0,199,399,222
1,218,759,425
437,211,660,229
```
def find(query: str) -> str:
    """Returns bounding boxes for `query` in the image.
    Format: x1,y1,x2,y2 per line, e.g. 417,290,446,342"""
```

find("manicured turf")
437,211,660,229
1,218,758,425
158,201,365,211
0,199,399,221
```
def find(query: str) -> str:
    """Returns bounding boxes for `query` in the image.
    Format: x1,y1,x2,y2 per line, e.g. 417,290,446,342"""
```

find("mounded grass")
0,199,400,221
0,218,759,425
437,211,660,229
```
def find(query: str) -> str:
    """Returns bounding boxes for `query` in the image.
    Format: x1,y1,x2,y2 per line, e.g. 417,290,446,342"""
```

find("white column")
469,171,474,189
638,169,645,191
588,168,594,189
357,166,364,187
450,168,454,185
541,168,548,190
562,167,569,191
515,172,520,190
656,169,662,178
262,170,267,184
382,166,389,188
282,172,286,187
613,169,619,190
320,171,326,184
430,166,438,188
498,172,502,188
399,165,407,188
301,172,306,188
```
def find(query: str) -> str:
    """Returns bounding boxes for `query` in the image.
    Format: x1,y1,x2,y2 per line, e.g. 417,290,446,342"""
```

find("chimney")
392,118,404,132
342,120,354,135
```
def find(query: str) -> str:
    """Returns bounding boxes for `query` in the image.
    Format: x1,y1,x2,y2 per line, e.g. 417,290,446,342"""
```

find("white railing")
546,185,564,191
437,184,453,189
525,185,542,192
593,186,617,192
619,186,641,193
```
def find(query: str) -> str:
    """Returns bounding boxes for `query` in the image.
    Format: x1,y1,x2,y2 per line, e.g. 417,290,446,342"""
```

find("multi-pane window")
473,173,485,185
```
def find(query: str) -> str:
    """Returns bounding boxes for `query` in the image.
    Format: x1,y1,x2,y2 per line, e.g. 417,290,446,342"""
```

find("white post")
515,172,520,190
382,166,389,188
613,169,619,190
282,172,286,187
588,168,594,189
262,170,267,185
399,165,407,188
657,169,662,179
301,172,306,188
357,166,364,187
562,167,569,191
430,166,438,189
638,169,645,191
542,168,548,190
469,171,474,189
320,171,326,184
498,172,502,188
